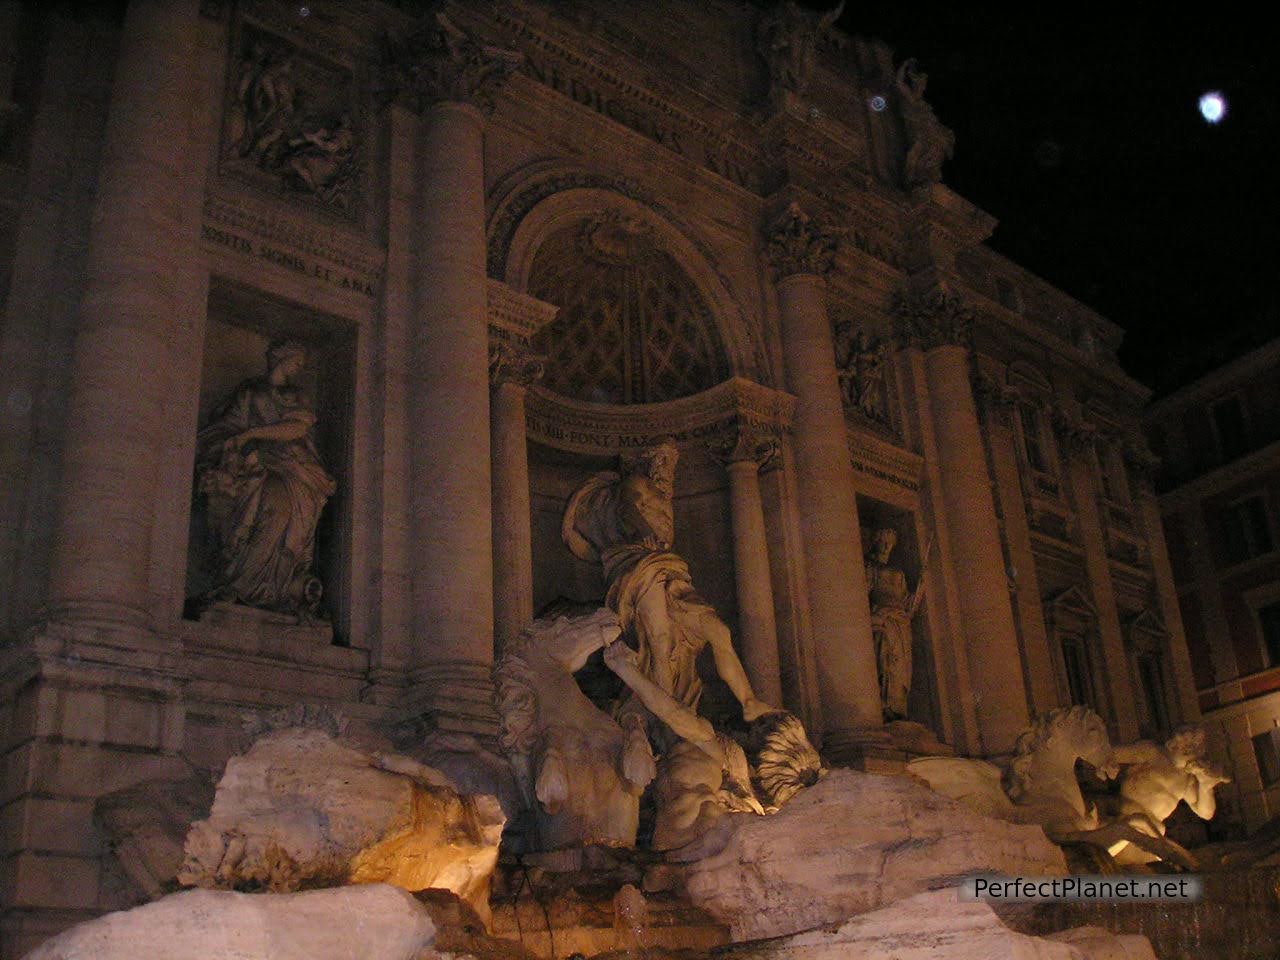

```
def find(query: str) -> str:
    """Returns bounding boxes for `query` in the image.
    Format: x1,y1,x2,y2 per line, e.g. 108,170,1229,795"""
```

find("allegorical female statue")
562,441,771,729
865,527,925,720
196,338,336,616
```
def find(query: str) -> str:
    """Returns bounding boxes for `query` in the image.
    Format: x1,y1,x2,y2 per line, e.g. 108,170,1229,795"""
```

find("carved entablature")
847,429,923,495
766,203,841,281
487,279,559,345
200,188,384,299
379,11,522,115
891,286,973,350
524,377,793,457
220,17,362,218
487,280,555,389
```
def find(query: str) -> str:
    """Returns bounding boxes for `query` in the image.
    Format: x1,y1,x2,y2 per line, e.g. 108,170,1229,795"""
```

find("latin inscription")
201,224,377,297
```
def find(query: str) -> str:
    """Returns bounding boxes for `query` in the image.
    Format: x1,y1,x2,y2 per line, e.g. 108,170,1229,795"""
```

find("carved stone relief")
222,22,360,216
833,320,888,424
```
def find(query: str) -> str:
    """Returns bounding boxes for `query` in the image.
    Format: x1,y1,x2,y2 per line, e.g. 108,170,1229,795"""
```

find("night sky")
840,5,1278,396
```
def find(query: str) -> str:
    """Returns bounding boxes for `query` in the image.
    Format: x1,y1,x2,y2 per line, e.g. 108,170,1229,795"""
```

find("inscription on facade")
201,223,378,297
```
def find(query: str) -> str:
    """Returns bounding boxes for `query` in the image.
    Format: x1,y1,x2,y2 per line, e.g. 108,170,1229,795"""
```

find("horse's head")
1009,706,1116,796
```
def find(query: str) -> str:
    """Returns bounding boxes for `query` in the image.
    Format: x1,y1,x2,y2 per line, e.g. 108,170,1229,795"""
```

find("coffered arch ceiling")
527,211,730,405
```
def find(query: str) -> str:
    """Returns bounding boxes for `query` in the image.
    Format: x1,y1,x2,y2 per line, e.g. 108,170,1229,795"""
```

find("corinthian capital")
380,11,522,115
708,420,781,471
891,286,973,350
488,340,545,390
765,202,841,281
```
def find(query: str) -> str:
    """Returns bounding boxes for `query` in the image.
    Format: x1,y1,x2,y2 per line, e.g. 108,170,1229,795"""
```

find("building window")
1094,439,1130,505
1254,729,1280,787
1061,634,1096,709
1219,494,1273,565
1258,601,1280,668
1211,393,1250,463
1136,652,1170,733
1019,403,1050,475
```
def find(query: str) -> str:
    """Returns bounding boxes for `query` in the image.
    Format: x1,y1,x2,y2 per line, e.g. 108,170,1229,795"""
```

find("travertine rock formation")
21,885,436,960
177,727,504,925
723,889,1154,960
94,774,214,903
681,768,1066,941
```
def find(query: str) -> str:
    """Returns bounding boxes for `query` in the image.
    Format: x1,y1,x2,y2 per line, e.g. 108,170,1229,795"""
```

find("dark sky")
837,5,1278,395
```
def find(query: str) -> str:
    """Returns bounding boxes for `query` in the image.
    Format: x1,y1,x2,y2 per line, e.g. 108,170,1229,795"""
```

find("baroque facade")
1144,337,1280,832
0,0,1199,953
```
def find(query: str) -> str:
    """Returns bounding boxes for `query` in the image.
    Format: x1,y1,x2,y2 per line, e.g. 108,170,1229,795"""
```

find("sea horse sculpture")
493,609,655,850
910,706,1199,868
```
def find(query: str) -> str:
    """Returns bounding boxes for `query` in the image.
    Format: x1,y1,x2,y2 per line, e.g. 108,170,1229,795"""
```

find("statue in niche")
755,1,845,104
493,609,655,850
602,639,823,857
1109,726,1230,866
196,338,336,618
834,322,887,422
561,440,773,734
895,58,954,188
865,527,925,721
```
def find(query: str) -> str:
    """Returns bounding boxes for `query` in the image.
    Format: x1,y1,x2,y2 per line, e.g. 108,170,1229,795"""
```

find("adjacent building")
1145,338,1280,832
0,0,1200,952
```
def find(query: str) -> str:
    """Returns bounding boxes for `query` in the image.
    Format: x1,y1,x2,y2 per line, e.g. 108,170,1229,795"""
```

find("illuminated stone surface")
680,769,1066,942
177,727,504,926
21,885,436,960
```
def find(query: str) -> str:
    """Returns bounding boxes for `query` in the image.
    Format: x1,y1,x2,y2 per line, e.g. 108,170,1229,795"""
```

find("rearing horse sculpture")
910,706,1198,869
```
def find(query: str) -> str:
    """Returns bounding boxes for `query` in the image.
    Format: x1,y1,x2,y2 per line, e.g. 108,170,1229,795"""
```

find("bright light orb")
1198,92,1227,124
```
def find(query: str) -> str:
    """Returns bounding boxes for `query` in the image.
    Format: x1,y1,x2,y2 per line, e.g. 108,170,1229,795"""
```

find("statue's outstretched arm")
604,641,717,755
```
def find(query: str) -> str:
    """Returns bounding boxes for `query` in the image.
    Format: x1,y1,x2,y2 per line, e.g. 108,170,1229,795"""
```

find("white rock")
178,727,504,926
22,885,435,960
725,888,1089,959
682,768,1067,941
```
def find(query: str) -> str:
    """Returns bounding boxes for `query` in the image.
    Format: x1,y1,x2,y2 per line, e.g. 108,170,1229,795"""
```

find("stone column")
1057,417,1140,742
1127,447,1200,722
710,422,785,708
45,0,204,632
895,288,1028,754
382,15,520,732
766,204,883,738
489,341,543,655
972,371,1059,718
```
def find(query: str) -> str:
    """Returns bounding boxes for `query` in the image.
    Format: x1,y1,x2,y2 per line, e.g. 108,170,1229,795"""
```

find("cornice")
1157,436,1280,514
524,376,794,456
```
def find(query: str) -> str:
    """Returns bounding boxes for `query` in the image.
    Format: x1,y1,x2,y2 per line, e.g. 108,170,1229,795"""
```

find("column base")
401,660,498,743
822,720,955,771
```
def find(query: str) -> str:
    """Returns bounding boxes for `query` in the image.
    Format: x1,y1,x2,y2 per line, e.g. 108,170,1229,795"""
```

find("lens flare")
1198,92,1226,124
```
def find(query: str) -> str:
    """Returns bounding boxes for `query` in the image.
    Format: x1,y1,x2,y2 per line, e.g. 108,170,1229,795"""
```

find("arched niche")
492,178,761,384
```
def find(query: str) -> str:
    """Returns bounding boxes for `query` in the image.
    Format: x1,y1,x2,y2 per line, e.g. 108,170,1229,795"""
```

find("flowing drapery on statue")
196,339,336,616
865,527,925,720
562,441,770,724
